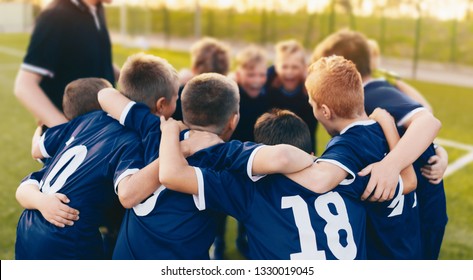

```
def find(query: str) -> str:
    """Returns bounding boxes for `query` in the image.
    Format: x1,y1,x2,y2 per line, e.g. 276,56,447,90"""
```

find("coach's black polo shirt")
22,0,114,112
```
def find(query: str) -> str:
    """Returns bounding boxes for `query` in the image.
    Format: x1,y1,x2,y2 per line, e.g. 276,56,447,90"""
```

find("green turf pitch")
0,33,472,260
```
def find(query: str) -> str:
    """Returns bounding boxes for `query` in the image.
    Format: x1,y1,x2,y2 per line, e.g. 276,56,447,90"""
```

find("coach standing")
14,0,118,128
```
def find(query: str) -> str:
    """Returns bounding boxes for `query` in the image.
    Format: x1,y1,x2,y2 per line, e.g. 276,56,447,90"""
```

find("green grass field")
0,33,472,260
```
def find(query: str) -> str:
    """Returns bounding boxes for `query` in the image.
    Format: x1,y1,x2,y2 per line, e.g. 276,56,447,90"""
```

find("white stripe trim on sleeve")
114,168,140,194
19,179,41,189
315,158,356,185
21,63,54,78
247,145,267,182
119,101,136,126
397,107,426,127
39,133,51,159
192,167,206,211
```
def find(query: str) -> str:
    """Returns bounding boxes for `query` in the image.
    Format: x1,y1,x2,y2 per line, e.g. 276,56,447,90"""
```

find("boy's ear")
219,112,240,141
230,112,240,131
155,97,167,116
321,104,332,120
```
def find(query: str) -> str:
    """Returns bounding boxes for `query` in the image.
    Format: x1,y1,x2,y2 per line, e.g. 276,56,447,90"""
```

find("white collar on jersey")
339,120,376,135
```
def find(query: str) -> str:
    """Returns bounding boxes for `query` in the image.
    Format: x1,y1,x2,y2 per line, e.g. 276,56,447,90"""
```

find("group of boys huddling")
15,29,448,260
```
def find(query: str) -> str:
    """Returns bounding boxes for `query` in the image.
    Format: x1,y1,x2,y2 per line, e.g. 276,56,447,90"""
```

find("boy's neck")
361,74,373,85
187,125,222,138
331,114,371,136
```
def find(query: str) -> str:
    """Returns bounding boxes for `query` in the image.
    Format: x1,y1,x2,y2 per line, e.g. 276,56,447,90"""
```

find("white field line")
435,138,473,178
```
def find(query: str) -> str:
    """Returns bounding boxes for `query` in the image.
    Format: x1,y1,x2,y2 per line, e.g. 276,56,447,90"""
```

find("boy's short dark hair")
181,73,239,134
118,53,179,113
63,77,112,120
254,109,313,154
311,29,372,78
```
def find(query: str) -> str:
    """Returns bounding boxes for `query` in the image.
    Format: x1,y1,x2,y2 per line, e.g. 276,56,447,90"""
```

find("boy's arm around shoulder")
395,79,433,113
365,108,416,196
115,158,161,209
118,120,222,206
285,161,349,194
251,144,315,176
361,108,439,201
16,181,79,227
98,87,132,122
159,117,199,195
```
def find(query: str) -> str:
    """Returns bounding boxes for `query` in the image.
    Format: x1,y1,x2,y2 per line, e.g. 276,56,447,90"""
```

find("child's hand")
38,193,79,228
181,131,223,157
358,162,398,202
369,108,394,125
421,155,447,184
160,116,181,134
175,120,189,132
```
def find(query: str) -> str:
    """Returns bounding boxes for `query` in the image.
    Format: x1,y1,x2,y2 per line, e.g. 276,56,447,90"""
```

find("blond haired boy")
266,39,317,153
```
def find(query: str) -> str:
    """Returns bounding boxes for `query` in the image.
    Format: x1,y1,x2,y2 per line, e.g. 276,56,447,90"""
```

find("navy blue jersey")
171,85,185,121
15,111,144,260
196,169,367,260
231,85,269,142
120,102,161,164
113,103,262,259
320,120,421,259
364,79,447,259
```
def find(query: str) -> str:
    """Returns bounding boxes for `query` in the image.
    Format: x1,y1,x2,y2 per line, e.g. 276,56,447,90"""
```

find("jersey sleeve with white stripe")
190,142,264,210
39,122,73,158
23,9,64,77
364,82,424,125
19,167,47,189
194,167,254,220
318,137,360,185
121,102,162,164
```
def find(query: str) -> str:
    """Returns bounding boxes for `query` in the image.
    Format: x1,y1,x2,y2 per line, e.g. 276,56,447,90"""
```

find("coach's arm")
14,70,68,127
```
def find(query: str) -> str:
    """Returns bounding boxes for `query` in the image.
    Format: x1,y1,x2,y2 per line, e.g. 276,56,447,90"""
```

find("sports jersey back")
15,111,143,260
197,120,420,259
324,120,421,259
113,102,261,259
197,169,367,260
364,79,447,259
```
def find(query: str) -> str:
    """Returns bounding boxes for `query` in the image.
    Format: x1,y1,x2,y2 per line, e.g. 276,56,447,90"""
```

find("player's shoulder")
264,173,316,195
37,2,73,23
72,111,133,136
341,122,385,147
